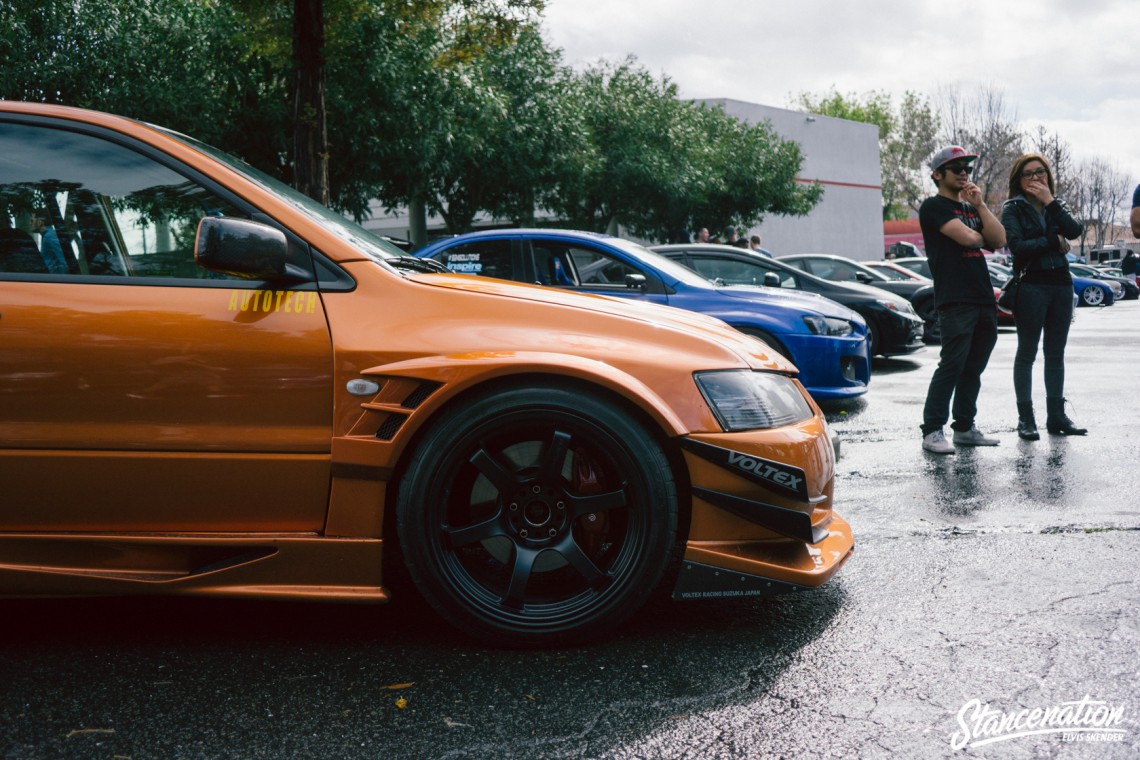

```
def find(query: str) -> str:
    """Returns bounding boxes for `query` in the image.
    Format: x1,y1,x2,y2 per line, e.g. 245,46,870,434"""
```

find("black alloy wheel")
396,386,678,646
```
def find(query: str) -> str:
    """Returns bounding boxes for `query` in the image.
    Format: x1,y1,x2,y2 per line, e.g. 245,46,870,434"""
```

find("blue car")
416,229,871,400
988,261,1115,307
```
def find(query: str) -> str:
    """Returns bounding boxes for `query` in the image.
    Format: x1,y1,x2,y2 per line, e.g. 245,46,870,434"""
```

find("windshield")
158,126,407,264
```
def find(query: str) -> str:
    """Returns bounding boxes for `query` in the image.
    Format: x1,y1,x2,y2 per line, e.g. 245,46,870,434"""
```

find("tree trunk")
293,0,329,206
409,194,428,250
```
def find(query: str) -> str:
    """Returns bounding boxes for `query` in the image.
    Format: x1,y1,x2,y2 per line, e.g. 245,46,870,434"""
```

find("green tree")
794,88,938,219
549,60,820,242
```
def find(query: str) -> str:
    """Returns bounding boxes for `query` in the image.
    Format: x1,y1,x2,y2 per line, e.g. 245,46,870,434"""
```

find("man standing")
918,146,1007,454
749,234,773,258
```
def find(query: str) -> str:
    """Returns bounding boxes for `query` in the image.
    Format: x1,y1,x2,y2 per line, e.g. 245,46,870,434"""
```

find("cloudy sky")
542,0,1140,195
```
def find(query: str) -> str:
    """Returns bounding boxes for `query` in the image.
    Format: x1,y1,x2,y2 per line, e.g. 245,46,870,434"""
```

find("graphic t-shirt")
919,194,995,308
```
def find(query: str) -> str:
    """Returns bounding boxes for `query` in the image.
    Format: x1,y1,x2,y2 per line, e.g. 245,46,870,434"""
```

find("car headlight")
876,298,916,315
695,370,814,431
802,315,853,336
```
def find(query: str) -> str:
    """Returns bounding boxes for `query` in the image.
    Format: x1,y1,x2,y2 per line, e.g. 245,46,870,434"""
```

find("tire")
864,320,880,357
1080,285,1104,306
912,297,940,343
737,328,789,360
396,386,678,647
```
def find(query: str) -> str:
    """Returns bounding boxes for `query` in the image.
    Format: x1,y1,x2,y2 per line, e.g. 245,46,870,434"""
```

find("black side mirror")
195,217,288,280
763,272,781,287
855,271,873,283
624,273,647,290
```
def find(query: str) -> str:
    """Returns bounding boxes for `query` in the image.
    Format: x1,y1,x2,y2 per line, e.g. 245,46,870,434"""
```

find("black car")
779,252,940,342
652,244,925,357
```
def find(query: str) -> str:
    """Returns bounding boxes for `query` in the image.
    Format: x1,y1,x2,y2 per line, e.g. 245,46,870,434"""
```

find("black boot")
1017,402,1039,440
1046,397,1087,436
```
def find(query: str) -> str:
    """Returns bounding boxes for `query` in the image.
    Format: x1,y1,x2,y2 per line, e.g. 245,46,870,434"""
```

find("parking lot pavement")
1,303,1137,760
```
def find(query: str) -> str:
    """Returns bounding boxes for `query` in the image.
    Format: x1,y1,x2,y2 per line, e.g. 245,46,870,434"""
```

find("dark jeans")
922,304,998,435
1013,282,1073,403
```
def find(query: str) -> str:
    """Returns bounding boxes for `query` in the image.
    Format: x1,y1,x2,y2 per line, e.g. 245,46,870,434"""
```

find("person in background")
722,225,738,245
1131,185,1140,285
1120,248,1136,282
696,227,710,243
749,234,773,257
31,208,69,274
1001,153,1086,439
918,146,1006,454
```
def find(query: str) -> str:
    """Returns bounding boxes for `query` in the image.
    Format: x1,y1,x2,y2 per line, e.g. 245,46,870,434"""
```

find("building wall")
704,99,883,261
359,99,885,260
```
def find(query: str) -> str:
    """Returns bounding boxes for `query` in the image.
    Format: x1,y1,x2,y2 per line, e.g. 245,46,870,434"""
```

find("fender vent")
375,413,407,441
402,381,442,410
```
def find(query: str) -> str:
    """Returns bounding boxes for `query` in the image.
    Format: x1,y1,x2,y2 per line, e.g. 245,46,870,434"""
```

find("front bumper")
673,421,854,599
877,310,926,356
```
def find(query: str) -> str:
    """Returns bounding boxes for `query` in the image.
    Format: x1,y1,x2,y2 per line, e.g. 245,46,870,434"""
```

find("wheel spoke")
537,430,572,482
444,513,505,548
554,535,606,586
568,486,627,519
469,446,519,496
504,545,541,607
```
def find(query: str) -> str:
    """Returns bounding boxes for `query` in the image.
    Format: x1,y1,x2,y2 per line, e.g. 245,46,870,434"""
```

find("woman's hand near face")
1024,179,1054,206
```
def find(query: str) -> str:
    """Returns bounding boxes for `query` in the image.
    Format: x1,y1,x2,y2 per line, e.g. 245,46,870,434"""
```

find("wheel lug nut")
556,502,564,510
509,503,518,511
548,528,557,537
520,529,528,538
532,485,541,494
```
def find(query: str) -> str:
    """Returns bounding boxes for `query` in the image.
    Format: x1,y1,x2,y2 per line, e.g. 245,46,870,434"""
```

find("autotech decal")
228,290,319,314
680,438,809,501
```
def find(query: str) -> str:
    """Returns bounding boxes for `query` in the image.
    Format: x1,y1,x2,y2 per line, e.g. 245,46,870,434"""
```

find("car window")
567,246,642,288
435,239,514,280
869,265,910,281
688,255,793,288
0,122,248,280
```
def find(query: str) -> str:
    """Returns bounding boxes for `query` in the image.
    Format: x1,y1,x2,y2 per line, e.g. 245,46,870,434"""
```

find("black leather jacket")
1000,195,1084,279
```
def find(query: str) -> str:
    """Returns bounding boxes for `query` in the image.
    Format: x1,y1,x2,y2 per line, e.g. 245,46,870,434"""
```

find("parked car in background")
778,253,939,344
653,243,923,358
865,260,931,283
0,102,855,647
990,262,1116,308
891,256,933,280
416,230,871,400
1069,263,1138,300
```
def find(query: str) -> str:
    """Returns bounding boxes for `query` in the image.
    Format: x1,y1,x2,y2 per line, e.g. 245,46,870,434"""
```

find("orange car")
0,103,853,646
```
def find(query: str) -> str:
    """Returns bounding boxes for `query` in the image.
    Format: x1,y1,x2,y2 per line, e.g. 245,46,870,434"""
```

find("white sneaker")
952,425,1000,446
922,429,955,454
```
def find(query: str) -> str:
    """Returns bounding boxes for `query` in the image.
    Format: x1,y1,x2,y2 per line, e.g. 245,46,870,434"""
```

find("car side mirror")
854,271,873,283
624,273,647,290
195,217,288,280
763,272,781,287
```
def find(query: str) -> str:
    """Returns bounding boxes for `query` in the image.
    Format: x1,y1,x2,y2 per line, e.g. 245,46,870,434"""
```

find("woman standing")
1001,154,1086,439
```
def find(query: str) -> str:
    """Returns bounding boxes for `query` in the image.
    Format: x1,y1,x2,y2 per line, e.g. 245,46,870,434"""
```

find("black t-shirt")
919,194,995,308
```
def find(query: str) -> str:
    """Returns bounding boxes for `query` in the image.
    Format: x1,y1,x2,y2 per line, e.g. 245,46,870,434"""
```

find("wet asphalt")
2,302,1138,760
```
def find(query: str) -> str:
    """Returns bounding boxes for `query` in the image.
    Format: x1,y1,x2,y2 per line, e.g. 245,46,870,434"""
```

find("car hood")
716,285,864,324
825,279,916,308
408,272,799,372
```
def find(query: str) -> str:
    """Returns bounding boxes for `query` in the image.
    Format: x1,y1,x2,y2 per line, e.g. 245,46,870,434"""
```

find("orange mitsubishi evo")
0,103,852,646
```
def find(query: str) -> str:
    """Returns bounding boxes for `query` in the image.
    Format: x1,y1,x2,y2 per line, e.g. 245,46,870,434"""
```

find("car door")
0,119,334,532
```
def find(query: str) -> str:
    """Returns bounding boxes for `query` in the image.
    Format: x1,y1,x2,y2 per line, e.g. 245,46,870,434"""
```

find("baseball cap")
930,146,978,171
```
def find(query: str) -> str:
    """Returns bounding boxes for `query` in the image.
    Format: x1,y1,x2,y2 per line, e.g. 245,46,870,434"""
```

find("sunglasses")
941,164,972,175
1020,168,1048,180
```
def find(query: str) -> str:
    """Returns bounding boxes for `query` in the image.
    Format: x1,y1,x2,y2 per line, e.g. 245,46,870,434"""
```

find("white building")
360,99,884,259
